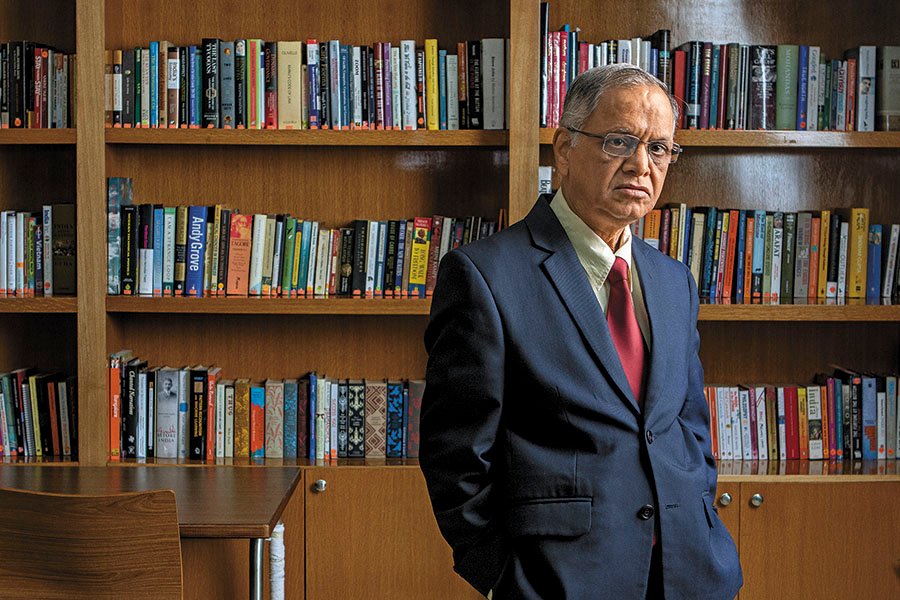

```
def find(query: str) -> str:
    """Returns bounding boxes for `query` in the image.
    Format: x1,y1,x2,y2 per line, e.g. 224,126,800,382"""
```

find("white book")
314,228,332,297
882,224,899,298
887,376,898,460
837,221,849,301
330,380,339,461
807,46,820,131
739,387,753,460
806,385,823,459
315,376,327,461
248,214,268,296
599,43,608,67
391,46,402,130
277,41,303,129
177,369,190,459
58,381,71,456
136,371,147,459
216,379,226,459
352,46,363,128
224,383,235,459
446,54,459,130
481,38,505,130
16,213,25,295
770,213,783,302
587,43,595,70
877,388,886,459
440,216,453,262
162,207,176,295
538,165,553,194
166,53,179,127
328,40,342,129
856,46,876,131
817,61,827,129
630,38,641,67
716,386,731,459
0,211,6,295
641,40,651,72
365,220,379,297
676,202,688,265
729,387,742,460
374,221,387,296
7,212,16,294
305,220,319,296
754,386,768,460
42,206,52,296
155,367,180,459
777,387,787,460
617,39,631,64
140,47,151,127
400,40,417,130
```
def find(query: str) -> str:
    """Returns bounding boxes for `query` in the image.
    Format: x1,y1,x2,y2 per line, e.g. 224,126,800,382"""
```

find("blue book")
709,45,721,129
298,220,312,296
339,44,350,129
250,386,265,458
861,376,877,459
307,372,317,460
438,49,447,130
220,41,236,128
152,205,164,296
650,48,659,79
385,381,404,458
735,210,748,304
185,206,208,297
401,384,409,459
328,40,341,129
394,220,407,294
283,380,298,458
700,207,718,298
797,45,809,130
751,209,767,302
149,41,159,127
189,46,201,128
307,44,320,128
866,224,882,302
337,381,348,458
681,207,693,265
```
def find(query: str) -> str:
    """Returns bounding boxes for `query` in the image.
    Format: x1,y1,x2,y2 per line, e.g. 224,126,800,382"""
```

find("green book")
281,217,296,295
776,45,799,130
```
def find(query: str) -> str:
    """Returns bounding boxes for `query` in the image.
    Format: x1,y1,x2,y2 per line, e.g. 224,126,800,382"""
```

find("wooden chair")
0,487,183,599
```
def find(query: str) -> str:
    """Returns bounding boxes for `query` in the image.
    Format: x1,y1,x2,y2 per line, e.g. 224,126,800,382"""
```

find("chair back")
0,487,183,599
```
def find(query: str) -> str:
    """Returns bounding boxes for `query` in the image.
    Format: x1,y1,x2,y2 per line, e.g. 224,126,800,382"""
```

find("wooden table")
0,466,302,600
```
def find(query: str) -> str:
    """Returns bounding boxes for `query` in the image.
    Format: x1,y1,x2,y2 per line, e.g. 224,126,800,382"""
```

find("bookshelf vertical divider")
77,0,108,467
508,0,541,223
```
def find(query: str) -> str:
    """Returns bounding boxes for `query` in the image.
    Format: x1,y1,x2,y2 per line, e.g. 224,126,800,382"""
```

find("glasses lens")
602,134,638,158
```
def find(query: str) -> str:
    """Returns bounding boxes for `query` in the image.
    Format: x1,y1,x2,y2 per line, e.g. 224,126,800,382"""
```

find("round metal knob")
750,493,764,508
314,479,327,493
718,492,733,507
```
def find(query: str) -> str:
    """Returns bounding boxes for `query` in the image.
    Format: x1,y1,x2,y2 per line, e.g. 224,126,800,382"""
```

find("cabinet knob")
749,493,764,508
718,492,733,507
314,479,327,493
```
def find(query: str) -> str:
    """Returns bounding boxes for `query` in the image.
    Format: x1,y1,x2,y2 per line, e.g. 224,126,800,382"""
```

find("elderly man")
420,64,742,599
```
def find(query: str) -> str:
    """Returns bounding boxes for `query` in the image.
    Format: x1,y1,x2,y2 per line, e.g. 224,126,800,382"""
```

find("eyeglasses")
566,128,683,166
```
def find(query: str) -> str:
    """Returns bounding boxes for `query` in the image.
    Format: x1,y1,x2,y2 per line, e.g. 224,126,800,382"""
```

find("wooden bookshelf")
0,298,78,313
106,296,432,315
698,303,900,321
0,129,77,145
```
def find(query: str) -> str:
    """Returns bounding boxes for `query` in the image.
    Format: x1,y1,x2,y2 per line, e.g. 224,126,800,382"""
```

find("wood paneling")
739,481,900,599
0,146,76,212
107,313,429,380
0,313,76,374
305,467,481,600
0,0,76,52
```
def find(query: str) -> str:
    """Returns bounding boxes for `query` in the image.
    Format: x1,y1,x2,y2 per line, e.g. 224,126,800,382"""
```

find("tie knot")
608,257,629,285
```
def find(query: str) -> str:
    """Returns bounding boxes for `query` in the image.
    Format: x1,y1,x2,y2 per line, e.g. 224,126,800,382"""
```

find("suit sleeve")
419,249,508,596
678,267,718,498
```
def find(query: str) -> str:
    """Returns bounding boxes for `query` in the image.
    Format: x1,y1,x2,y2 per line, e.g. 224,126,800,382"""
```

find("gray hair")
559,64,679,141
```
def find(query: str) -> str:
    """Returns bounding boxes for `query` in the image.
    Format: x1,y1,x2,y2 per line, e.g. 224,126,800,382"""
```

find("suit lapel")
526,197,640,416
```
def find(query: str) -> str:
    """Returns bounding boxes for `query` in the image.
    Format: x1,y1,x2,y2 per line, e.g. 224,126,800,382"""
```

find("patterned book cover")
406,380,425,458
155,367,179,459
337,380,349,458
234,378,251,458
226,213,252,296
264,379,284,459
249,382,265,459
347,380,365,458
385,381,404,458
408,217,432,298
283,379,298,459
364,381,386,458
296,377,308,458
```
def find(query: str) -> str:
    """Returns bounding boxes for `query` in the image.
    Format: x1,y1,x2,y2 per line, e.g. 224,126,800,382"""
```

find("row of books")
706,370,899,462
106,177,501,298
0,41,74,129
108,351,423,462
105,37,507,131
0,369,78,458
712,459,897,476
670,44,894,132
631,204,893,302
0,206,76,297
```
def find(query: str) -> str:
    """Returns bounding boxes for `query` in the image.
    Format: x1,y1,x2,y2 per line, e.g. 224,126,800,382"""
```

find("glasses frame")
565,127,683,165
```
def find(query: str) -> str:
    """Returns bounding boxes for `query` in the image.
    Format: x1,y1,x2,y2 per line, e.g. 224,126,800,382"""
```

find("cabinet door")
305,467,482,600
715,484,740,549
739,481,900,599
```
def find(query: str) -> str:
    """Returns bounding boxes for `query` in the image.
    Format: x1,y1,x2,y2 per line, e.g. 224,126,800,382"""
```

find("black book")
346,380,365,459
122,49,135,127
9,42,25,128
216,208,232,296
383,220,399,297
0,44,8,127
263,41,277,129
120,204,138,295
234,40,247,128
24,42,35,124
466,41,482,128
31,373,53,456
338,227,355,295
685,41,703,129
145,369,155,459
318,41,330,128
189,367,208,460
416,49,426,129
652,29,672,92
122,358,146,459
366,46,376,129
539,2,549,127
65,376,78,459
337,381,349,458
827,214,841,290
351,219,368,296
359,45,369,127
178,46,188,127
781,212,797,299
201,38,220,128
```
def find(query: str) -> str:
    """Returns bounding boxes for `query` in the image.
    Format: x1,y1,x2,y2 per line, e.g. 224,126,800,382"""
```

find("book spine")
264,41,278,129
220,41,236,128
201,39,220,128
185,206,207,297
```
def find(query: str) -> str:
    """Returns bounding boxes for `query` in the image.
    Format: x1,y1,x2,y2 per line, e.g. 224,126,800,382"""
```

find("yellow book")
425,39,439,131
817,209,830,299
797,386,809,460
838,207,870,298
408,217,431,298
668,206,680,260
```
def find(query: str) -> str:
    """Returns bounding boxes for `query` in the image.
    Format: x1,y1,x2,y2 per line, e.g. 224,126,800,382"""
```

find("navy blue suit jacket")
420,196,742,599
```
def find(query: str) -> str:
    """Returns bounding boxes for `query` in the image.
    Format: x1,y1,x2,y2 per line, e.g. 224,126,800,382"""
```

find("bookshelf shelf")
716,459,898,482
0,297,78,313
111,458,422,468
105,128,508,147
539,127,900,148
0,129,77,145
698,303,900,321
0,456,78,465
105,296,432,315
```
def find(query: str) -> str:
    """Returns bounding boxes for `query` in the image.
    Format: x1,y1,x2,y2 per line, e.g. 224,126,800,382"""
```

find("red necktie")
606,257,647,404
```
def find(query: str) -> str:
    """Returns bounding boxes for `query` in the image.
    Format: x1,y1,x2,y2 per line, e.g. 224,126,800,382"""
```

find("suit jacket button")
646,430,654,444
639,504,655,520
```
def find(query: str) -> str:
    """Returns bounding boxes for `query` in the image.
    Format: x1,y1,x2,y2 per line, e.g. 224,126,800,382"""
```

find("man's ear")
552,127,572,179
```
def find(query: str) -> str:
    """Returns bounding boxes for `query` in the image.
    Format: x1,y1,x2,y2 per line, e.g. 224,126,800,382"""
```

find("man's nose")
622,142,651,175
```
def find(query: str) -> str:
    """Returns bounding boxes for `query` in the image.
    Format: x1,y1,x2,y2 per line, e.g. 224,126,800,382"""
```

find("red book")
249,382,266,459
578,41,589,75
425,216,444,297
698,42,713,129
743,215,755,304
826,378,838,459
226,214,253,296
558,32,568,118
722,209,740,301
206,367,221,462
673,50,688,129
548,32,558,127
46,378,60,457
659,209,672,257
784,385,801,459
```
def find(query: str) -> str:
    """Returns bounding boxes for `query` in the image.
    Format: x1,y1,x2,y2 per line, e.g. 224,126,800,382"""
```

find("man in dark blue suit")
420,64,742,599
